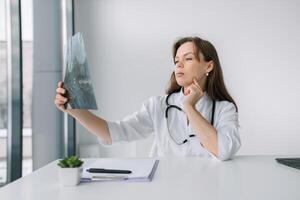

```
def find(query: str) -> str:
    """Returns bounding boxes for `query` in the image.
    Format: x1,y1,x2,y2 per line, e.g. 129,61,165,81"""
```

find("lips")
176,72,184,77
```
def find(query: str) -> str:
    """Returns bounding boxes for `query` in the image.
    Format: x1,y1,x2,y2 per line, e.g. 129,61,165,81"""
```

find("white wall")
74,0,300,157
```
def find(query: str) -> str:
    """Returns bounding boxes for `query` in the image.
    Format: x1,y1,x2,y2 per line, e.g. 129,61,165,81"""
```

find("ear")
206,61,214,73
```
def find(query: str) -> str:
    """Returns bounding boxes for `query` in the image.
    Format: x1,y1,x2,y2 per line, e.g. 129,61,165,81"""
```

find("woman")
55,36,241,161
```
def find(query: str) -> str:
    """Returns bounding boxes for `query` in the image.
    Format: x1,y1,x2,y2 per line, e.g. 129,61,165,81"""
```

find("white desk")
1,156,300,200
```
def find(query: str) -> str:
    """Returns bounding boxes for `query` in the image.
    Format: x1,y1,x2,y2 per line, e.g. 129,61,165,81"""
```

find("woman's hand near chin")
183,78,204,110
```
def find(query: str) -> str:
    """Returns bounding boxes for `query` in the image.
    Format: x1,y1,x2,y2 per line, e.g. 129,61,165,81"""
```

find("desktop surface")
0,155,300,200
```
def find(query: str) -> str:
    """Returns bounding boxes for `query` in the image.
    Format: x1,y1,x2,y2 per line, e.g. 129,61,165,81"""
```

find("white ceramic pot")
58,167,83,186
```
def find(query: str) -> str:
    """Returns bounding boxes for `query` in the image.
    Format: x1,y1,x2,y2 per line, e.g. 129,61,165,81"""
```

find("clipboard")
81,158,159,182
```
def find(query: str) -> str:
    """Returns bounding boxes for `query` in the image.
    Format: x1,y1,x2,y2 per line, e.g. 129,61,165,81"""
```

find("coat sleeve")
99,97,155,145
214,101,241,161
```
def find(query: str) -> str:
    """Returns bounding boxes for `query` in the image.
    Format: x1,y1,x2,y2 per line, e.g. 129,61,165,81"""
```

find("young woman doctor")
55,37,241,161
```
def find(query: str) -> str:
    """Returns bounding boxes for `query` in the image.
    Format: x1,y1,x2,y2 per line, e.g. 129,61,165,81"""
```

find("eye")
185,57,193,61
174,60,179,64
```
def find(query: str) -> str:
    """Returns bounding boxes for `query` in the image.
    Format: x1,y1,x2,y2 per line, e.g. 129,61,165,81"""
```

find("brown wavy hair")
165,36,238,111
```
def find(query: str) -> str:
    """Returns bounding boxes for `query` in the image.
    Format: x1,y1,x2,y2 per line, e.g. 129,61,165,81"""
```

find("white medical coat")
102,91,241,161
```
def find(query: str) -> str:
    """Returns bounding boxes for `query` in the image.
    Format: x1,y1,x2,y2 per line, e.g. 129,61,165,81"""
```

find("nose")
175,60,184,68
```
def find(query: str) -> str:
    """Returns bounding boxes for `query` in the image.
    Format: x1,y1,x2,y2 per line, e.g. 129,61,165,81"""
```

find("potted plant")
58,156,84,186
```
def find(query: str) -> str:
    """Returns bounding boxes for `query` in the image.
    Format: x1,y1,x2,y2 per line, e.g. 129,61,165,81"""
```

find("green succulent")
58,156,84,168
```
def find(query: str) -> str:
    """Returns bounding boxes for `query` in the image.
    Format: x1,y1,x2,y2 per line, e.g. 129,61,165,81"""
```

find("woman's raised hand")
54,81,69,112
183,78,204,110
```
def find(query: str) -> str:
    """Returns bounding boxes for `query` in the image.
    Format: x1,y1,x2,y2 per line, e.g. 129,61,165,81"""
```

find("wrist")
66,109,82,117
183,103,195,112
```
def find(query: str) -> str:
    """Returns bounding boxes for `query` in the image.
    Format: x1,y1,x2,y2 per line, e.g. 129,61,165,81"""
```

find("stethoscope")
165,90,216,145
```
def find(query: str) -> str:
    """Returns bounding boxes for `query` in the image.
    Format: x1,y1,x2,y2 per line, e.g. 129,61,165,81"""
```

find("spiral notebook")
81,158,159,182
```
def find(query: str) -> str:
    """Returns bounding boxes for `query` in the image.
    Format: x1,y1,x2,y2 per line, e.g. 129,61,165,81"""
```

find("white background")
74,0,300,157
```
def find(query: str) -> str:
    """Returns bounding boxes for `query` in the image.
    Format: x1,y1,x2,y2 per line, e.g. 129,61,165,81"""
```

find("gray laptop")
276,158,300,170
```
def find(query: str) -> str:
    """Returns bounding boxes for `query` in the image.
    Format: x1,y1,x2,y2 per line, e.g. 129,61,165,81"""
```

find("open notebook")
81,158,159,182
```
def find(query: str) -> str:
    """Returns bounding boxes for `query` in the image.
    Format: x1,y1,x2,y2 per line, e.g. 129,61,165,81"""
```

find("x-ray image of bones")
64,32,98,110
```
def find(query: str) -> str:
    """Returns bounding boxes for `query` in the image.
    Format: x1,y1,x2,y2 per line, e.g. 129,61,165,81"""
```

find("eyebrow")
175,52,194,59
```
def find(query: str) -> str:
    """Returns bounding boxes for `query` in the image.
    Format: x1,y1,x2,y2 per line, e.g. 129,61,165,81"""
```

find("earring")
206,72,209,76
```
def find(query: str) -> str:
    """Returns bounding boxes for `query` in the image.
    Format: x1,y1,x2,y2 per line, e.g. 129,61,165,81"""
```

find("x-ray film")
63,32,98,110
